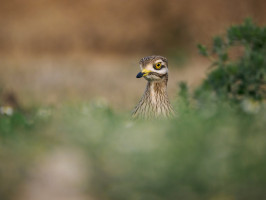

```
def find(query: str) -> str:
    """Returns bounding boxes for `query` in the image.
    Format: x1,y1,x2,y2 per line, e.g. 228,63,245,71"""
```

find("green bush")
197,19,266,102
0,109,53,200
0,97,266,200
58,102,266,200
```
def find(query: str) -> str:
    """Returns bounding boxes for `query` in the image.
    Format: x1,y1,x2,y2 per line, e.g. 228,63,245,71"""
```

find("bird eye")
154,63,162,70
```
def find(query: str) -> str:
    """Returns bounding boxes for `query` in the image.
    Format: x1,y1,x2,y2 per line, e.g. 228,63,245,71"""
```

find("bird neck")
145,79,168,99
132,76,174,119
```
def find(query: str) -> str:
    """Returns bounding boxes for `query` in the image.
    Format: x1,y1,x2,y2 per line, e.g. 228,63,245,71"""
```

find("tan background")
0,0,266,109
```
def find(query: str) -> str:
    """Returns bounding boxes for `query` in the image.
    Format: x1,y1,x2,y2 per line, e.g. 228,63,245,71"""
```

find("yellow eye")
155,63,162,70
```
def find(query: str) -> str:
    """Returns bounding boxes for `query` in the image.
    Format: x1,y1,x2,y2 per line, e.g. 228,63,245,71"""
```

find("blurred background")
1,0,266,109
1,1,266,200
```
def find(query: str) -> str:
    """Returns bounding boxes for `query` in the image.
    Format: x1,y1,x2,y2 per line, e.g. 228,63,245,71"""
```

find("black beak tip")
136,72,143,78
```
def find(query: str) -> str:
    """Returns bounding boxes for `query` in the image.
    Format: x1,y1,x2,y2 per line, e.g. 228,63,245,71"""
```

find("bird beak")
136,69,151,78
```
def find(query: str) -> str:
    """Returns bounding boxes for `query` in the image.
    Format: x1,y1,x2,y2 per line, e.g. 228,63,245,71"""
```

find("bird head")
136,55,168,82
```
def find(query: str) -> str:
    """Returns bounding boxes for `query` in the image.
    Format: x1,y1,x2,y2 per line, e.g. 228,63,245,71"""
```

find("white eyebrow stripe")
154,59,163,63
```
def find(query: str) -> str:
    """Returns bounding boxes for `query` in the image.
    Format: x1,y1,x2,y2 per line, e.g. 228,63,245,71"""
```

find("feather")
132,56,175,119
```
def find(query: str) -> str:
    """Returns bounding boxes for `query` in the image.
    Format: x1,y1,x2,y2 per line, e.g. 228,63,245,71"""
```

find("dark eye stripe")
149,72,167,77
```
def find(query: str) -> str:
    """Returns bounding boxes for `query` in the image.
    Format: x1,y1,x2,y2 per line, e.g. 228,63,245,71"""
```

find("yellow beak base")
136,69,151,78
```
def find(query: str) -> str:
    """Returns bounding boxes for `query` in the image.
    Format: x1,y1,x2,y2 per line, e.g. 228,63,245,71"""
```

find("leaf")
197,44,208,56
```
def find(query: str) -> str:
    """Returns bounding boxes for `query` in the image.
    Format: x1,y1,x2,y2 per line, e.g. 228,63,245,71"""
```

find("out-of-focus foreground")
2,102,266,200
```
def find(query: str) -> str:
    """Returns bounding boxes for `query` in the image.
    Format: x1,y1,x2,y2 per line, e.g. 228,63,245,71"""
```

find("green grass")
0,100,265,200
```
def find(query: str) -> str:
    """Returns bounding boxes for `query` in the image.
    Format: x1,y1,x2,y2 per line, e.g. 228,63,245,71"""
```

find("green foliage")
1,102,266,200
197,44,208,57
176,81,190,113
197,19,266,102
0,109,54,200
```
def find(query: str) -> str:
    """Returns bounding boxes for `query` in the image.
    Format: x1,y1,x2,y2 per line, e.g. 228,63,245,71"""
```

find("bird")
132,55,175,119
